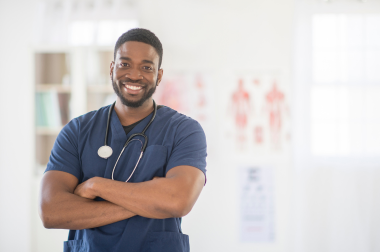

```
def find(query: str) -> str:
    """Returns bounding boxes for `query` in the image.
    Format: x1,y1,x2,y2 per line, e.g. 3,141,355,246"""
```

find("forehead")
115,41,159,64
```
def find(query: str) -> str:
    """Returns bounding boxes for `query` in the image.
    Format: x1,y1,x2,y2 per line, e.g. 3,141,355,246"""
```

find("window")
310,14,380,157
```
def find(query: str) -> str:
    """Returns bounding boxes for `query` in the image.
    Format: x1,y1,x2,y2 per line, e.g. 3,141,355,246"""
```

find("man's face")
110,41,163,108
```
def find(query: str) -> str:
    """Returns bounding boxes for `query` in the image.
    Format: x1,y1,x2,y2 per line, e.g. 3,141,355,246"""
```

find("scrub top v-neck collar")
109,105,163,142
108,107,154,143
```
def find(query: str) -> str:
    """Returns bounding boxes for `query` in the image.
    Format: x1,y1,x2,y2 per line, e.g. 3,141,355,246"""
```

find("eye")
143,66,153,71
120,62,129,67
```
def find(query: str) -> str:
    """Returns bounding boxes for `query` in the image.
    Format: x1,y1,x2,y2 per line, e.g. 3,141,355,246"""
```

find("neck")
114,98,154,126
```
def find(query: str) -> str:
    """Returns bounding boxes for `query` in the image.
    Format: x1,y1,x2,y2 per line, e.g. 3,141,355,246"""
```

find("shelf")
36,84,71,93
35,53,70,85
87,85,114,93
34,49,115,172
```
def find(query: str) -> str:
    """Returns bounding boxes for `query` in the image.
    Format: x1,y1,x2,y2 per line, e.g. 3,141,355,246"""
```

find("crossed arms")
39,165,205,230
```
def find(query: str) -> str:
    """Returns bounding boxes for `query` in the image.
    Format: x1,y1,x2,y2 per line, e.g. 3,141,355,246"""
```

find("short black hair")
114,28,163,68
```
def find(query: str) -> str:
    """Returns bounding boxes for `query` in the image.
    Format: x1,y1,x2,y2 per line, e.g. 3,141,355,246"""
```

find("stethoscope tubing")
106,100,157,182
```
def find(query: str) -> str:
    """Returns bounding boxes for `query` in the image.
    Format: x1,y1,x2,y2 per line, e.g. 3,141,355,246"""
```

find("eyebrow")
118,57,154,65
141,59,154,65
119,56,131,61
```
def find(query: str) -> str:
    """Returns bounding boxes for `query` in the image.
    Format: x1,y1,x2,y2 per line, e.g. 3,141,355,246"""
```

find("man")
39,28,207,252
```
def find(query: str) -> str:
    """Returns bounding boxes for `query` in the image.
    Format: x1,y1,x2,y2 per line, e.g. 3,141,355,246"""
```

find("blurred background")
1,0,380,251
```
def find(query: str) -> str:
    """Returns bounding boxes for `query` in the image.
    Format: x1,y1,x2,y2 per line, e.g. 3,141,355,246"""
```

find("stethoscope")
97,100,157,182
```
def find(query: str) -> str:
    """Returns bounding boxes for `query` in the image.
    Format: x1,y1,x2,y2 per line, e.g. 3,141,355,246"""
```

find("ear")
156,68,163,86
110,61,115,80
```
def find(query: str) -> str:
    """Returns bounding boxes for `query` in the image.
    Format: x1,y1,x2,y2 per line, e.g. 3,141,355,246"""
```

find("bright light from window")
69,21,96,46
69,20,139,46
311,14,380,157
97,20,139,46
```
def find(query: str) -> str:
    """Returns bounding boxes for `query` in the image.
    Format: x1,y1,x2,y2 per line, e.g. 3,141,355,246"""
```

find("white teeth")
126,85,142,90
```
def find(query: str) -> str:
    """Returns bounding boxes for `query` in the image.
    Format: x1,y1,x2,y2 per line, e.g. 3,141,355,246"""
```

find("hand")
74,177,100,199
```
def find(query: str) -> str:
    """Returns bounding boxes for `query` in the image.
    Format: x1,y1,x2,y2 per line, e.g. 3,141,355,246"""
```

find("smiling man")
39,28,207,252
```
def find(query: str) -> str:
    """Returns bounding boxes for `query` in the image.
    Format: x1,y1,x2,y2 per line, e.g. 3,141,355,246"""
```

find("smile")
125,85,143,90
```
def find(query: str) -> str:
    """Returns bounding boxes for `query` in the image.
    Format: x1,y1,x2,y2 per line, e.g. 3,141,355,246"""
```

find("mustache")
121,78,145,84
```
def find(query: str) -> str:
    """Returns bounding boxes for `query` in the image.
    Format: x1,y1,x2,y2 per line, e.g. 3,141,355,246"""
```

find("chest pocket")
131,145,168,182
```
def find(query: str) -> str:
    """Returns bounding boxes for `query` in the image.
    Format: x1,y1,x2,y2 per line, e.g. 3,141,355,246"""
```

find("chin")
120,97,146,108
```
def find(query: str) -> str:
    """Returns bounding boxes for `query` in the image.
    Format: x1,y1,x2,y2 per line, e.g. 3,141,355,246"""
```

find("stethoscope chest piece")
98,145,113,159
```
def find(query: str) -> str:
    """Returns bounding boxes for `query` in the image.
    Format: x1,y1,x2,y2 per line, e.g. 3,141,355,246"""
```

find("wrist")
90,177,103,197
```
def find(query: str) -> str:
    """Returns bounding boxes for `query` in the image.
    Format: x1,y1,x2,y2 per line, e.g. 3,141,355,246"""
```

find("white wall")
0,0,36,251
0,0,295,251
140,1,294,251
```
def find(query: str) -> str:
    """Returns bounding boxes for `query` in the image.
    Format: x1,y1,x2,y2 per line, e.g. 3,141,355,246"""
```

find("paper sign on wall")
239,166,275,242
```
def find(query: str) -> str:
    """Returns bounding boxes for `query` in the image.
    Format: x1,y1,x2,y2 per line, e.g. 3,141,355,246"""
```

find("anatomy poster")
239,166,275,242
225,73,291,155
153,73,215,153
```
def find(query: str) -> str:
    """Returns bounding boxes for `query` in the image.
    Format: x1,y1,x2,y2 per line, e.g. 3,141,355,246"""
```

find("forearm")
94,178,181,219
84,167,204,219
73,166,204,220
40,170,138,230
40,189,136,229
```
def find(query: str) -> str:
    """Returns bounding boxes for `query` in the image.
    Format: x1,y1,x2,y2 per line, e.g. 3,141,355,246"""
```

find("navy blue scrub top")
45,105,207,252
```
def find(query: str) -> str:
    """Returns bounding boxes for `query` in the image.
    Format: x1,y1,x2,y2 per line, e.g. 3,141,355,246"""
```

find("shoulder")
74,105,110,127
155,106,206,146
160,106,207,175
64,105,111,135
156,106,204,133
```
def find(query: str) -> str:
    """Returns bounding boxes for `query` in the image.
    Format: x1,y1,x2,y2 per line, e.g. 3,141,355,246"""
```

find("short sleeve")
45,119,82,181
166,119,207,182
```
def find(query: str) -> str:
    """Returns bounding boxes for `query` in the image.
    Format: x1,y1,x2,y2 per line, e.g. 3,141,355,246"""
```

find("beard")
112,75,157,108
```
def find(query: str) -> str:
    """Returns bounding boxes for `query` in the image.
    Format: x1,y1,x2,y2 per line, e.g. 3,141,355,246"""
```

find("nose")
125,68,143,80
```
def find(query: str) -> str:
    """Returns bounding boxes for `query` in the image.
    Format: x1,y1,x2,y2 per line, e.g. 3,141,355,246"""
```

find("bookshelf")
86,50,115,112
34,47,115,173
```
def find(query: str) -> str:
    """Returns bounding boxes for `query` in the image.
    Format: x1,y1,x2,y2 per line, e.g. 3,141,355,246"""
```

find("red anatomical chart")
263,82,289,149
154,75,188,114
226,74,290,154
194,76,208,122
153,73,215,154
154,74,213,123
230,79,251,148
